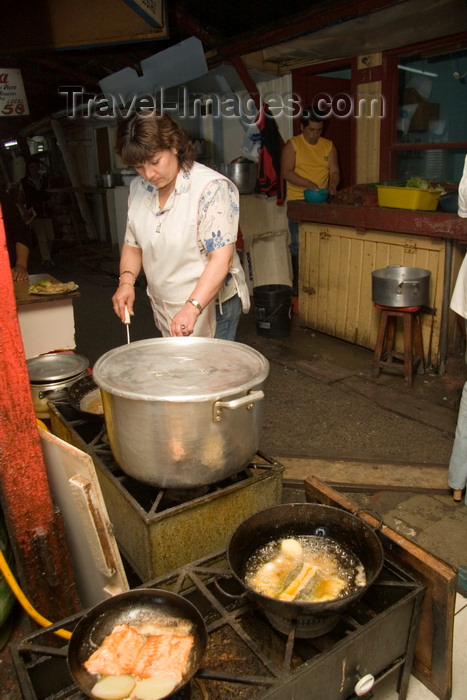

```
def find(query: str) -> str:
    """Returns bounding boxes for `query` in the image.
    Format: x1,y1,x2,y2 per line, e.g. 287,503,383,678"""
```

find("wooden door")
292,72,353,189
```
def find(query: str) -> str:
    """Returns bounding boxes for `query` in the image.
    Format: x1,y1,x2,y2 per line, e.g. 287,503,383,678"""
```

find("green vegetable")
406,177,430,189
405,177,446,194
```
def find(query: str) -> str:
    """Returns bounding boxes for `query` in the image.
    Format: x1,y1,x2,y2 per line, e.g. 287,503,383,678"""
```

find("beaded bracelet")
119,270,136,283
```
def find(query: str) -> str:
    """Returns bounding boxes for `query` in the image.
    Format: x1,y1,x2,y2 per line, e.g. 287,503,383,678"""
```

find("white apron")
126,163,248,337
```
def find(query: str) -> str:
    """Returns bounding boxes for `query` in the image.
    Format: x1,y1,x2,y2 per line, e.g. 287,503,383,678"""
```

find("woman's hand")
11,264,28,282
171,303,200,336
112,284,135,323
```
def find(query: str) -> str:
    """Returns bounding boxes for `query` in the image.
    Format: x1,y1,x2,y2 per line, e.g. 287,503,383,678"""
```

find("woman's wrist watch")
186,298,203,314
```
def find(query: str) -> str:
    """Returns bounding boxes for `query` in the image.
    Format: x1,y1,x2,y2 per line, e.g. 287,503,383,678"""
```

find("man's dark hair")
301,105,328,126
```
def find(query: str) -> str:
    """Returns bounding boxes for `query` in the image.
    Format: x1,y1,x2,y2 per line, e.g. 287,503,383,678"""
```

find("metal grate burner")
10,550,424,700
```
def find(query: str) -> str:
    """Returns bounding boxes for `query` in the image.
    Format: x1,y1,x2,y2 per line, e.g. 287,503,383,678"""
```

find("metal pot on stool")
371,265,430,307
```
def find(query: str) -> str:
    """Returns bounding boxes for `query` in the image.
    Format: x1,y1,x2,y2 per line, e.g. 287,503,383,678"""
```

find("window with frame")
386,41,467,186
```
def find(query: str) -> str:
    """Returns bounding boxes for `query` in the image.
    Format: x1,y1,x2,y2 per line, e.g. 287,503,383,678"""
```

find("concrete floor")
2,241,467,699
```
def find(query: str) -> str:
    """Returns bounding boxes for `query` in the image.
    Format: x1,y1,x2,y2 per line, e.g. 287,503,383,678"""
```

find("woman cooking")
112,111,250,339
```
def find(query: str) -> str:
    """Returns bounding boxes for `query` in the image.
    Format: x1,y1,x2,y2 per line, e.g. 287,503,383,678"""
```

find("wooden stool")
373,304,425,387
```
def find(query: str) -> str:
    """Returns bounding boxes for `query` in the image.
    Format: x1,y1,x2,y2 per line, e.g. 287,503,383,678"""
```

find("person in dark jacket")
0,185,31,281
20,160,54,268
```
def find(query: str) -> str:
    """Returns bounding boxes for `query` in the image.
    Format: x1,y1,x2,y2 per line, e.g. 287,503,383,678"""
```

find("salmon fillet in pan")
84,624,146,675
132,634,194,681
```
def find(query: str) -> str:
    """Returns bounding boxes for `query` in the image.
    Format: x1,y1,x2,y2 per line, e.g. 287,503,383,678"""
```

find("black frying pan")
67,588,208,698
67,374,104,418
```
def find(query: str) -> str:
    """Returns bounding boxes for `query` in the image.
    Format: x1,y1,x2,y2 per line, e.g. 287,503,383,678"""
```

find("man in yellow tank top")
281,106,340,295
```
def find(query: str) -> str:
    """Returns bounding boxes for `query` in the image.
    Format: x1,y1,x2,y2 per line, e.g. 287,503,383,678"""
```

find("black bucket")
253,284,292,339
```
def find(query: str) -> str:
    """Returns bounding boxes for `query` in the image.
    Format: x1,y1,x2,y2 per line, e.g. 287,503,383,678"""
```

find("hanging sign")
121,0,164,28
0,69,29,117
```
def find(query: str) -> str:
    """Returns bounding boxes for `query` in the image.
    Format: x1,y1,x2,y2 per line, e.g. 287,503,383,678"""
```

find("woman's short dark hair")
115,112,195,170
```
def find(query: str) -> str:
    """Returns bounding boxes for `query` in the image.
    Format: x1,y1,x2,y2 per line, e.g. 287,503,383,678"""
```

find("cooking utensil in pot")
372,265,430,308
67,588,207,699
67,374,104,418
27,352,89,419
226,503,384,636
92,338,269,488
124,305,131,344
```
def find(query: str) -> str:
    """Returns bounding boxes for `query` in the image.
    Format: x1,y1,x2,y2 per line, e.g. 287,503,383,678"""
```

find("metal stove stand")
10,550,424,700
48,401,284,582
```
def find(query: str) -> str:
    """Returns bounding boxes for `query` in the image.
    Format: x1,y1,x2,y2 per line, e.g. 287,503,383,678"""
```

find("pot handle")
38,388,68,400
212,390,264,423
396,280,419,295
353,507,383,532
213,574,248,600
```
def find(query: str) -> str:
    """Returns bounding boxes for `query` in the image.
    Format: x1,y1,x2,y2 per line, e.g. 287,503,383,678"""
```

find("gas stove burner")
163,485,210,504
10,552,425,700
264,609,341,639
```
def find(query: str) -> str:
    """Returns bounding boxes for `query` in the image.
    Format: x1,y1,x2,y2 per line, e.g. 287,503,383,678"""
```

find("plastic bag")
241,122,262,162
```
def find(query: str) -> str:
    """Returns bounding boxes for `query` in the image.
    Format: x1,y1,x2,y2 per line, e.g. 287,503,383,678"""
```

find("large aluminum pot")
92,338,270,488
27,352,89,419
372,265,430,307
214,162,258,194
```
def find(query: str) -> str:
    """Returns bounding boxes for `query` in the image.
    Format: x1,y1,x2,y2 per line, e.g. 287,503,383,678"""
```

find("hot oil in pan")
79,389,104,415
245,535,366,603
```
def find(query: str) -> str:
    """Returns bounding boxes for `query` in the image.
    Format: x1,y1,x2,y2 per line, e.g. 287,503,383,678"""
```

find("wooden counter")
287,201,467,242
15,274,80,358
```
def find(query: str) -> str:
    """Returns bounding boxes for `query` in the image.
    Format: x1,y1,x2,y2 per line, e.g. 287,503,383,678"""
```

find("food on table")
90,674,136,700
245,536,366,603
85,620,195,699
28,280,78,295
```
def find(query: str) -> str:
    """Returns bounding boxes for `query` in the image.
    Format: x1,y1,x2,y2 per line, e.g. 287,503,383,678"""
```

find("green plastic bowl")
304,188,329,203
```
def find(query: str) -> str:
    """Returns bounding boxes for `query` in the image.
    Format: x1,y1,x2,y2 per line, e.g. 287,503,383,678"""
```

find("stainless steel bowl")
214,162,258,194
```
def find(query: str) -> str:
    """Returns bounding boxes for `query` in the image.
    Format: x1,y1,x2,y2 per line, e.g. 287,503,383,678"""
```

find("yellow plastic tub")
377,185,442,211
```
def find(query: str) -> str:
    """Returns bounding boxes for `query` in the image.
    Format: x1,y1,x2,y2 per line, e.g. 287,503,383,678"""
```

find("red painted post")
0,204,80,621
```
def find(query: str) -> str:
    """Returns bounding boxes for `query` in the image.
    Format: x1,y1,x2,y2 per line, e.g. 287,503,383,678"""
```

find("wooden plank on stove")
276,455,449,493
304,475,456,700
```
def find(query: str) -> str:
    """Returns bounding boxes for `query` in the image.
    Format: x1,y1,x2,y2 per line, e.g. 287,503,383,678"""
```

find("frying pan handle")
353,507,383,531
212,390,264,423
213,574,248,600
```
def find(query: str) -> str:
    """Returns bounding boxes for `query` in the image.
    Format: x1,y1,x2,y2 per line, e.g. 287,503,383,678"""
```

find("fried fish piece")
249,538,304,598
132,634,194,681
84,624,145,676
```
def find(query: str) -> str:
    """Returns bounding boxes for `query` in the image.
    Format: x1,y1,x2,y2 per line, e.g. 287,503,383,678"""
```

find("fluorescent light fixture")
4,139,18,148
398,65,438,78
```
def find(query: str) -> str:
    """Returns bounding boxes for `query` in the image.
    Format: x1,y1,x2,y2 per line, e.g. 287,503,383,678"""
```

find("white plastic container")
243,230,293,293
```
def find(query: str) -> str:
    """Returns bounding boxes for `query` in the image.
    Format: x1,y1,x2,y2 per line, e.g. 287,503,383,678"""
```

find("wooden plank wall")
299,223,462,368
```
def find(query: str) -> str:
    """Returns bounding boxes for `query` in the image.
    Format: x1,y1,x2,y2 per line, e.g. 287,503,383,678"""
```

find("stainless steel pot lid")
27,353,89,383
93,338,270,401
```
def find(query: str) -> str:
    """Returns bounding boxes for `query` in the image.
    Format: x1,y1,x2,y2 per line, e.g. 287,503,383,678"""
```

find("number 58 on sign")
0,68,29,117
